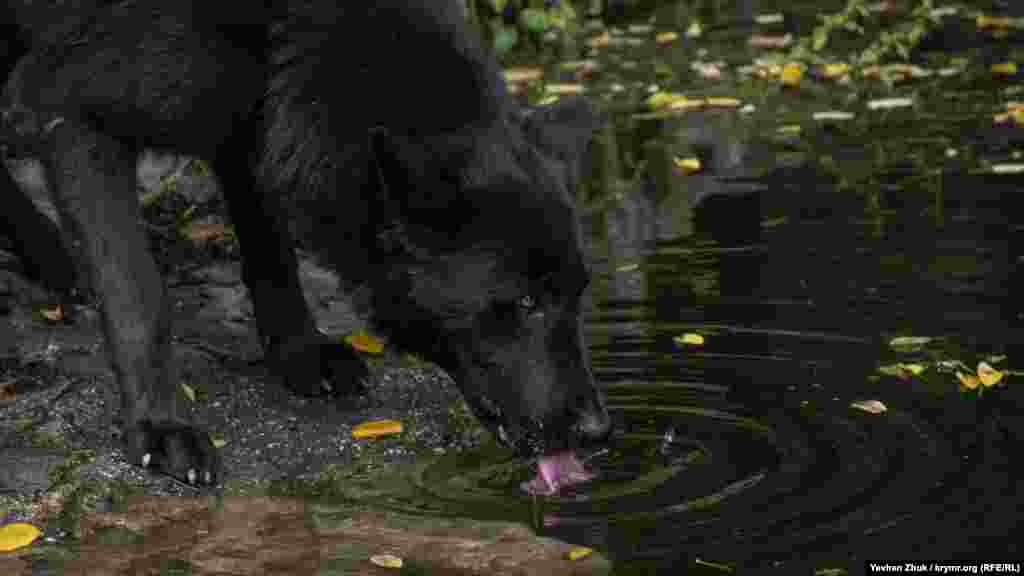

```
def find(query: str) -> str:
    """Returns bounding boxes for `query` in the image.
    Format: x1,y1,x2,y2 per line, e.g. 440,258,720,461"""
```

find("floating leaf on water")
878,363,925,380
780,62,803,87
850,399,887,414
977,362,1005,388
352,419,403,439
813,111,855,121
755,13,784,25
674,333,705,346
991,164,1024,174
685,21,702,38
180,382,196,402
0,522,42,552
370,554,404,569
655,31,678,44
777,125,801,135
344,330,385,354
957,372,981,391
212,437,228,449
867,97,914,110
567,546,594,561
889,336,932,352
616,263,639,272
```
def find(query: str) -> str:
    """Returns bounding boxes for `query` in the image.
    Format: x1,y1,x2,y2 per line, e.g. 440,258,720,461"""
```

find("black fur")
1,0,610,485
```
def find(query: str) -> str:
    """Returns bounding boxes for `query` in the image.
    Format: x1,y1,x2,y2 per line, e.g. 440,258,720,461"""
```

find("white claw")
142,453,151,467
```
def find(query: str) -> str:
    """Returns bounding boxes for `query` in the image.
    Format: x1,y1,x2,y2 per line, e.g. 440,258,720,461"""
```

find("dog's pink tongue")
520,450,595,496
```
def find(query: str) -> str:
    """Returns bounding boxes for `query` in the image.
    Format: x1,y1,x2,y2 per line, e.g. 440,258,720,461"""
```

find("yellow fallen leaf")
977,15,1012,30
352,419,403,439
655,31,678,44
673,157,702,174
370,554,403,568
0,522,42,552
977,362,1005,388
567,546,594,561
704,97,741,108
991,62,1017,76
674,333,705,346
780,62,803,87
850,399,887,414
344,330,384,354
820,63,850,78
957,372,980,390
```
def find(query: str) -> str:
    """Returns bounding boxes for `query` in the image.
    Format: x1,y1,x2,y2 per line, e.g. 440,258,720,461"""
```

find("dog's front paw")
122,419,221,485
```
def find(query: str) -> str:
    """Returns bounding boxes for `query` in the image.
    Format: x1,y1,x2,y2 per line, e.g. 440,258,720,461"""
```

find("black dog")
1,0,610,487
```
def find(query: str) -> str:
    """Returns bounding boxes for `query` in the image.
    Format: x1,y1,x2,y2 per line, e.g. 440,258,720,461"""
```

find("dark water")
367,1,1024,573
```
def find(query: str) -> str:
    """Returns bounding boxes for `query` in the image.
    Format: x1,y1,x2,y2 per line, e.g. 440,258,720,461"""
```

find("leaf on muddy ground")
866,97,914,111
673,156,702,174
352,419,403,439
655,31,677,44
850,399,887,414
888,336,932,353
748,34,792,48
819,63,850,79
780,62,803,87
344,330,385,354
38,304,64,322
567,546,594,561
674,333,705,346
180,221,232,242
370,554,403,568
504,66,543,83
545,83,586,95
991,62,1017,77
0,522,41,552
